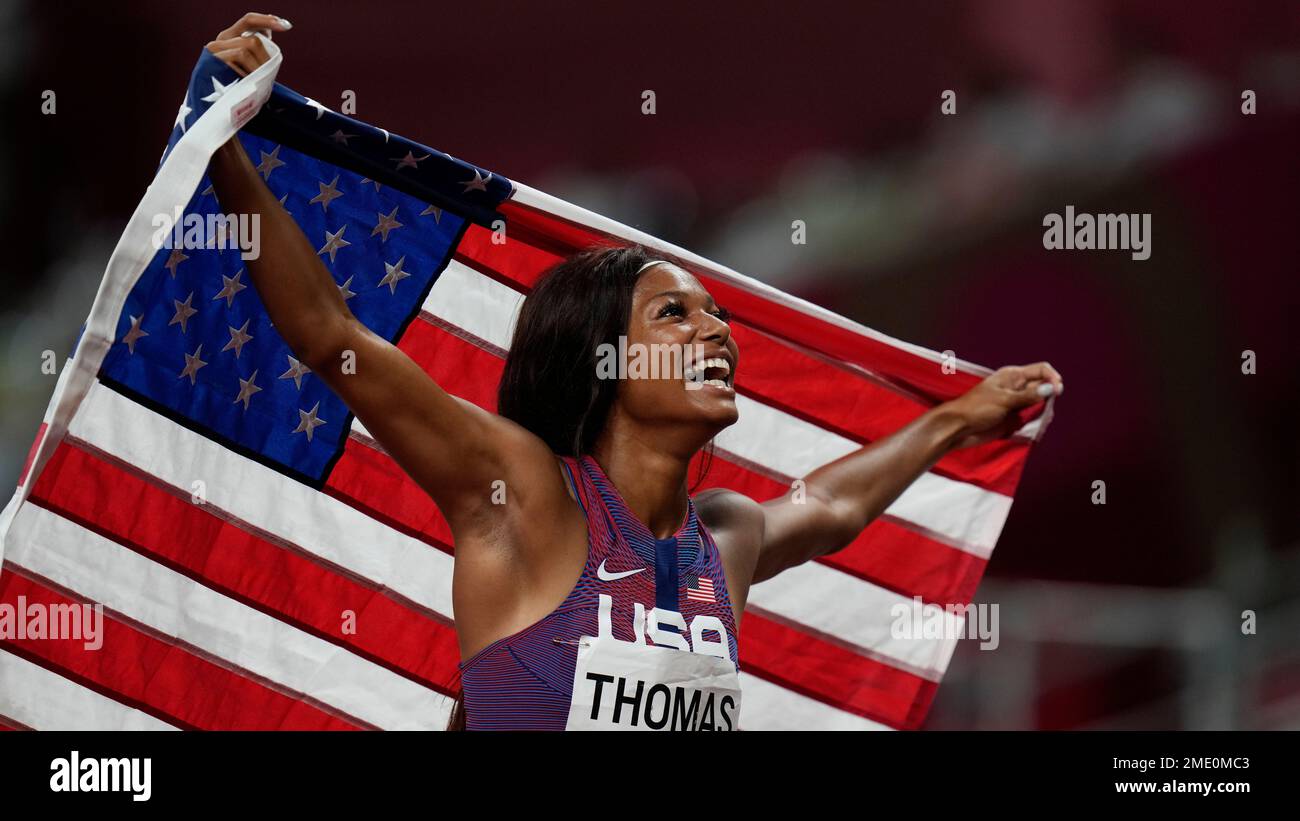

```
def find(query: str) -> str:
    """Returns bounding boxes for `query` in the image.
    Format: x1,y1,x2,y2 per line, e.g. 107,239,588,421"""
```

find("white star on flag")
293,402,327,441
174,95,192,132
201,75,233,103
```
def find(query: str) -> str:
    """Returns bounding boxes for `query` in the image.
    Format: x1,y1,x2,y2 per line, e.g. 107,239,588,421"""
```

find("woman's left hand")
943,362,1063,449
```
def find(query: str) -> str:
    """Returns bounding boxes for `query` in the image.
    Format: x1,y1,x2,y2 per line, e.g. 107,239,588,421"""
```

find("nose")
698,309,731,347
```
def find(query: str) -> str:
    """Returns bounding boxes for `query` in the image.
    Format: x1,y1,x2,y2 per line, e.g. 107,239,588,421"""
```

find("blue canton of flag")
97,47,512,485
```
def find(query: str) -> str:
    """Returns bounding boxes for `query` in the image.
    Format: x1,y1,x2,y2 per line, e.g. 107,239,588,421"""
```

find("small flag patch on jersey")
686,574,716,603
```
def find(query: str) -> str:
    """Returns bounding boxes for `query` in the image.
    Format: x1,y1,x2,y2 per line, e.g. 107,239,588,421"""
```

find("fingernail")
278,17,292,29
1036,383,1054,398
240,30,254,38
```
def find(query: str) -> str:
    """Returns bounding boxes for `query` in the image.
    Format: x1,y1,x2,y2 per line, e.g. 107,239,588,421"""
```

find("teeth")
709,357,731,374
691,357,730,374
683,357,733,389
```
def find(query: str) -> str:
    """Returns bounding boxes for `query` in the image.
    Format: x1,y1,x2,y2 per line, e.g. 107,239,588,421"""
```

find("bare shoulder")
695,488,764,555
696,487,762,528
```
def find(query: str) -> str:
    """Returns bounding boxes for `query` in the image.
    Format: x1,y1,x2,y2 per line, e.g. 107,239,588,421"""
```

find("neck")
590,419,704,539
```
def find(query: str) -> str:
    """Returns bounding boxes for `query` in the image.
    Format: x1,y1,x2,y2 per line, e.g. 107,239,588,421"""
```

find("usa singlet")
457,454,742,731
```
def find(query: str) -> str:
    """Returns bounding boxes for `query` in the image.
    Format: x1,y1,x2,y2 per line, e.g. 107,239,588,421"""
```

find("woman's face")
612,262,740,434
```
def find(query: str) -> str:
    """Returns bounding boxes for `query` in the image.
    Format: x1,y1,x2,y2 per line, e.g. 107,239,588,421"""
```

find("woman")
206,13,1063,730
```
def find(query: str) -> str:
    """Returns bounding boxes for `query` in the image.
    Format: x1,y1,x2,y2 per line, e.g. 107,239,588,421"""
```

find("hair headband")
636,259,672,274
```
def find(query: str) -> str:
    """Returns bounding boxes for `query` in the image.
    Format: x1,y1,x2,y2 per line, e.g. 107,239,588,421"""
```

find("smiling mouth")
684,357,734,391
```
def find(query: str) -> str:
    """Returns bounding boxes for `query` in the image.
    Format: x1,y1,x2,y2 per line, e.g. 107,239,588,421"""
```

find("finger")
217,12,291,40
1019,361,1063,395
1006,377,1053,406
206,36,270,72
1030,361,1063,385
209,47,256,77
237,32,272,63
206,39,260,75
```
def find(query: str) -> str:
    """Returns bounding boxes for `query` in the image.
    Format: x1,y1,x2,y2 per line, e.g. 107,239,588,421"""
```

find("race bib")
566,636,742,731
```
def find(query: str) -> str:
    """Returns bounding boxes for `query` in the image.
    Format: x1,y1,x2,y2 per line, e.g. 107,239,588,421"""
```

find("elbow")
825,498,873,554
294,316,361,373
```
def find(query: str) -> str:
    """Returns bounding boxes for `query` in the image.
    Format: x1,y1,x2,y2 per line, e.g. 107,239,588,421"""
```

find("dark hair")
498,243,657,456
445,242,715,730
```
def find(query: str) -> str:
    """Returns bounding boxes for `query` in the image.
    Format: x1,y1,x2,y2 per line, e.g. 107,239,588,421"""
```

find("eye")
710,306,732,323
657,300,685,319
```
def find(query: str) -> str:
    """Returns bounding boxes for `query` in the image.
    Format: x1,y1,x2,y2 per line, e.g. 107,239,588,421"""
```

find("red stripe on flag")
402,314,501,412
0,566,365,730
739,611,938,729
325,435,456,553
842,517,989,606
28,440,462,695
0,714,33,731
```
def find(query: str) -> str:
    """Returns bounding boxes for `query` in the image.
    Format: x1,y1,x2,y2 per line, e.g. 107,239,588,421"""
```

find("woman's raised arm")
203,14,562,531
700,363,1064,594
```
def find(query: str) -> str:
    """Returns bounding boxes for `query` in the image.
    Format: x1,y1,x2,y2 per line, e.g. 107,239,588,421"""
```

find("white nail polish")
278,17,293,29
1036,383,1054,398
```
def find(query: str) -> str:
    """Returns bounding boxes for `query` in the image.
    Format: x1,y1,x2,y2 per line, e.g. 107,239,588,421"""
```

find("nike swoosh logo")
597,559,645,582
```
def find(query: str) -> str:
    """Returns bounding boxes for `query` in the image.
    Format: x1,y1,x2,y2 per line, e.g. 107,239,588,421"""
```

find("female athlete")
205,13,1063,730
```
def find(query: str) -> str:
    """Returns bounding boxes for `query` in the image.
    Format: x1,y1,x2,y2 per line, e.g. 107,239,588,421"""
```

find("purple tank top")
457,454,740,730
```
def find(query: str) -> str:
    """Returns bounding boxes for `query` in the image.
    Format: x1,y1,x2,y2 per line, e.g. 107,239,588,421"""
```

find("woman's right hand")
205,12,292,77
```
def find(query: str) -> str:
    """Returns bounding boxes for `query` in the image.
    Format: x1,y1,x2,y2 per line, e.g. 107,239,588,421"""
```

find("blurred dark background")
2,0,1297,728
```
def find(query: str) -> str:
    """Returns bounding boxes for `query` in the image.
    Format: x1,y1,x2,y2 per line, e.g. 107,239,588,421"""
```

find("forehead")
633,263,710,301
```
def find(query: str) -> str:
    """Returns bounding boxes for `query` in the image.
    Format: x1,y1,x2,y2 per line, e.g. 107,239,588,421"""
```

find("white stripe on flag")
4,502,453,730
425,259,523,350
0,648,178,731
748,560,964,680
737,672,893,731
70,381,456,621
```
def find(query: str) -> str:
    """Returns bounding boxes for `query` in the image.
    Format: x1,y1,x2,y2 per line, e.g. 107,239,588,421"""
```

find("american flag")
686,574,716,604
0,38,1052,731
